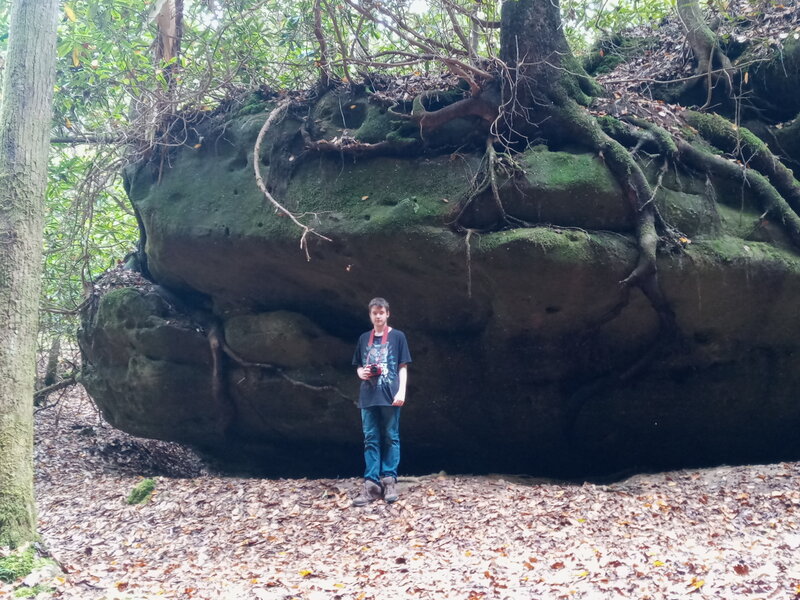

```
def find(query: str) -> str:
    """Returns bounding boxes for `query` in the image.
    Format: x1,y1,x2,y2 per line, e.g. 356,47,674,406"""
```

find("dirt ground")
3,385,800,599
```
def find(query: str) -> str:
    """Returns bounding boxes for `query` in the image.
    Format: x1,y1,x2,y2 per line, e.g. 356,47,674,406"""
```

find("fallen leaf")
690,578,705,590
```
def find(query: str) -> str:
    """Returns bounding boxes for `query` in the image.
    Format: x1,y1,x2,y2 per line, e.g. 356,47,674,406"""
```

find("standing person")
352,297,412,506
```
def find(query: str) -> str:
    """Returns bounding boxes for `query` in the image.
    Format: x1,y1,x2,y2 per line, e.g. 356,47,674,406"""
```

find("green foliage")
41,148,138,342
126,478,156,505
14,584,54,598
0,547,35,584
563,0,672,53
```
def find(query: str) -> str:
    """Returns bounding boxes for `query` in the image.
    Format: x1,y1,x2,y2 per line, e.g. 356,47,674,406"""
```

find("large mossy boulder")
79,91,800,478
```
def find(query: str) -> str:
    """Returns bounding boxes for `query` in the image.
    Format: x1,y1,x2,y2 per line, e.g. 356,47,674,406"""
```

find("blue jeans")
361,406,401,483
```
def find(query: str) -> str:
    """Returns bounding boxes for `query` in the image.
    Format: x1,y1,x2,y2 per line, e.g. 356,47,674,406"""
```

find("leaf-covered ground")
4,386,800,599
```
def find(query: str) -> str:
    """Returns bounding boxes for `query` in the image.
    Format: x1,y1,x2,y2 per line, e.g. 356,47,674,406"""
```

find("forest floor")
3,385,800,600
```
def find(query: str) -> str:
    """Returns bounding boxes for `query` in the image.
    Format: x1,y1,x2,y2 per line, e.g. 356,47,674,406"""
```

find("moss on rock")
498,150,630,229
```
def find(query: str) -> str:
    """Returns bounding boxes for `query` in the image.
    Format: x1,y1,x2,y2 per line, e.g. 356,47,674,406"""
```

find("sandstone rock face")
79,92,800,478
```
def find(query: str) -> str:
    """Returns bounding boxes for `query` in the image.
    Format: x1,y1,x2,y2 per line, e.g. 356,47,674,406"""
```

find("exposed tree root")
33,376,77,404
556,101,680,293
254,99,332,260
300,124,418,157
563,104,800,454
676,139,800,247
464,228,476,299
220,339,353,403
542,100,688,452
410,89,498,134
684,111,800,214
301,87,497,158
449,134,528,230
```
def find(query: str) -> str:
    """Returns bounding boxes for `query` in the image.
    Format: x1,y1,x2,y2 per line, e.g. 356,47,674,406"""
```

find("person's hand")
392,395,405,406
357,367,372,381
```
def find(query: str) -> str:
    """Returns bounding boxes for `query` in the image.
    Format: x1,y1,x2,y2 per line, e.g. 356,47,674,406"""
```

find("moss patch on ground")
0,548,36,583
126,478,156,505
0,547,57,592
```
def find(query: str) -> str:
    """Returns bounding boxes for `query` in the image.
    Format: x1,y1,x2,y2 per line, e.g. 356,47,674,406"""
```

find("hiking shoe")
381,476,398,503
352,479,383,506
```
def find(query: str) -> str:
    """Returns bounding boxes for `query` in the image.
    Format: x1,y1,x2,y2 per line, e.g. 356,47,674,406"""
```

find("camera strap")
368,326,391,349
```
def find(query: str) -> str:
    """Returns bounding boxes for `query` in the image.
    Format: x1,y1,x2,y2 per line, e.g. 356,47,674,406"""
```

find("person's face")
369,305,390,330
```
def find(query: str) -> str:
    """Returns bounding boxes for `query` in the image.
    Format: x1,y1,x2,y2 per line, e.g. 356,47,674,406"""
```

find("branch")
341,0,467,59
443,3,474,61
361,51,493,82
321,0,353,83
34,376,77,401
50,134,126,145
440,0,500,29
313,0,332,87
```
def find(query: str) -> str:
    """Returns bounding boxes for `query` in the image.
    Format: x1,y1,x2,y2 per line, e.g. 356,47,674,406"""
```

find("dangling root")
254,99,332,261
464,228,475,298
451,136,527,228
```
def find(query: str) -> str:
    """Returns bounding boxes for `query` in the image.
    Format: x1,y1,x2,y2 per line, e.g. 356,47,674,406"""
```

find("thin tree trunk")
43,337,61,388
0,0,59,548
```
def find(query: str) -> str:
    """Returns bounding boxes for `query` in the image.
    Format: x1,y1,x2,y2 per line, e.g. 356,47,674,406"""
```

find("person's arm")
392,364,408,406
354,336,370,380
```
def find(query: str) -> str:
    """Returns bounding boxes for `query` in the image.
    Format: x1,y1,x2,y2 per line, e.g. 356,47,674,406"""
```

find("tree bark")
0,0,59,548
498,0,598,142
500,0,573,89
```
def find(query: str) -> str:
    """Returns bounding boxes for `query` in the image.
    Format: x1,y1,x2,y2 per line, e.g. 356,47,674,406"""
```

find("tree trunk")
43,337,61,388
498,0,598,142
500,0,573,89
676,0,734,105
0,0,59,548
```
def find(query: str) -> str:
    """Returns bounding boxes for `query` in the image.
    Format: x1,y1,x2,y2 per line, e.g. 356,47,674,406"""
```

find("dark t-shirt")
352,328,412,408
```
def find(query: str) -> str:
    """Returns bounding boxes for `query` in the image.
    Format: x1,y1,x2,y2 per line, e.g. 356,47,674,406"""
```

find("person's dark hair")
368,297,390,311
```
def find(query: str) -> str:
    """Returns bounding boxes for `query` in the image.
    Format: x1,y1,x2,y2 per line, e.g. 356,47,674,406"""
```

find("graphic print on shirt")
364,341,395,388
